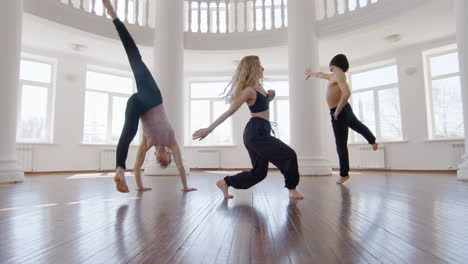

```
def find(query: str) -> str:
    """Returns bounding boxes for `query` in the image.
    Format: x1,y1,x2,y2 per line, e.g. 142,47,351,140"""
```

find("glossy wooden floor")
1,171,467,264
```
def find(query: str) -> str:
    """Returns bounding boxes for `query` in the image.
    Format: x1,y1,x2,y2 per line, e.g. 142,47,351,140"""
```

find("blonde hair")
223,55,264,103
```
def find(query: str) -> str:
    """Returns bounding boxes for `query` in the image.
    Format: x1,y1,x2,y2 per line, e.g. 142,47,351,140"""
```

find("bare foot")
336,176,350,184
216,179,233,199
289,189,304,200
372,143,379,151
114,168,129,193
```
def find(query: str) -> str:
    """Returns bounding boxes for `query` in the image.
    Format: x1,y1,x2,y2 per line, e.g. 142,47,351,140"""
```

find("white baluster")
324,0,328,18
68,0,73,7
253,0,257,31
365,0,370,7
358,0,363,8
216,0,220,33
234,0,238,32
262,0,266,30
135,0,140,25
281,0,285,27
198,0,202,32
207,1,212,32
91,0,96,13
244,0,248,32
188,1,192,32
226,0,230,33
80,0,84,10
271,0,275,28
124,0,129,22
145,0,149,27
345,0,350,12
334,0,339,16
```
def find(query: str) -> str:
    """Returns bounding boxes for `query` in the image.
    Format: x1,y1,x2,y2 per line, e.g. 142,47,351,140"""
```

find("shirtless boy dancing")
306,54,378,184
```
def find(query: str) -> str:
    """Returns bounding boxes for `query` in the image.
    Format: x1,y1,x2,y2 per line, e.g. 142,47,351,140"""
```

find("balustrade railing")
57,0,381,32
316,0,380,20
184,0,288,33
59,0,152,27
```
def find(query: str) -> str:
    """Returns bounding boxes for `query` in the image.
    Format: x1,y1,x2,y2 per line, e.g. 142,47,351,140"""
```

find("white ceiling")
22,0,455,74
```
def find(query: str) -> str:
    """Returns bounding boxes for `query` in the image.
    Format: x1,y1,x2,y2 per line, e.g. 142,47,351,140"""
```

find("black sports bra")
249,90,270,113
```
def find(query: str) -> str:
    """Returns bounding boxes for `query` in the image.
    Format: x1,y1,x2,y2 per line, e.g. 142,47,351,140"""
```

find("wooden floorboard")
0,171,467,263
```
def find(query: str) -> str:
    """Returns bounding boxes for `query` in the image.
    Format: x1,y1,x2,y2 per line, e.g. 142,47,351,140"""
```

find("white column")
288,0,331,176
145,0,186,175
455,0,468,180
0,0,25,183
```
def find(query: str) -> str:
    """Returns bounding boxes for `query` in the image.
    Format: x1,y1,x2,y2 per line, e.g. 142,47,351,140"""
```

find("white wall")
343,36,463,171
184,36,464,171
18,35,463,172
18,46,139,172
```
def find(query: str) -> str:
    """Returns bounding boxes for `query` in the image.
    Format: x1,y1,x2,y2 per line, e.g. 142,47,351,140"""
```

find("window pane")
213,101,233,145
351,91,376,143
378,88,402,140
430,52,459,77
190,100,210,145
83,92,109,144
20,60,52,83
264,80,289,96
191,82,229,98
17,85,48,141
277,100,290,144
86,71,133,94
431,76,464,138
351,65,398,90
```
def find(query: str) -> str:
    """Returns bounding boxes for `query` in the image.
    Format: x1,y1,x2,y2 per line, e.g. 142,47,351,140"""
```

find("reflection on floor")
0,171,467,263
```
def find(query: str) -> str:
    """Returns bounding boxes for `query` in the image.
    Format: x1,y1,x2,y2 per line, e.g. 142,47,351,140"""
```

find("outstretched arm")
192,88,254,140
305,70,332,80
102,0,117,20
333,72,351,120
169,142,197,192
134,136,152,192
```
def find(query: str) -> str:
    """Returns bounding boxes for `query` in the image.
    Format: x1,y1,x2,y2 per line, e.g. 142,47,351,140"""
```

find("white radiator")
16,145,33,172
349,146,385,169
450,143,465,169
99,149,116,171
100,148,137,171
192,150,219,169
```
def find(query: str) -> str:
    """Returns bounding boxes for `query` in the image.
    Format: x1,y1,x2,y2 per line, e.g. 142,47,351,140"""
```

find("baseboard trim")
24,168,457,176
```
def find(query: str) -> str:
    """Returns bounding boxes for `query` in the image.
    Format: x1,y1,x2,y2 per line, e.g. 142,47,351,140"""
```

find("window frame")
17,55,56,144
349,61,403,143
187,80,234,147
82,66,138,146
424,47,463,140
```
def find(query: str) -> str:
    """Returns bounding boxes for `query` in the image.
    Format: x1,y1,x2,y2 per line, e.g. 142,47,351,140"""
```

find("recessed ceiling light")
384,34,402,43
71,43,88,52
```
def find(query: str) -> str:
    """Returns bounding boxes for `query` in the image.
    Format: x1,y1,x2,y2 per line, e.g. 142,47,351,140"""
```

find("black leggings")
224,117,300,190
113,18,163,169
331,103,376,177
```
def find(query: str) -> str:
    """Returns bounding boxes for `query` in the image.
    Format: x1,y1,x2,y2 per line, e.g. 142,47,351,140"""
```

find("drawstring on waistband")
267,121,277,136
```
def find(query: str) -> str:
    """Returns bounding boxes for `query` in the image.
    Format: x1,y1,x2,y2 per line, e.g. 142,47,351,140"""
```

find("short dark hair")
329,54,349,72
